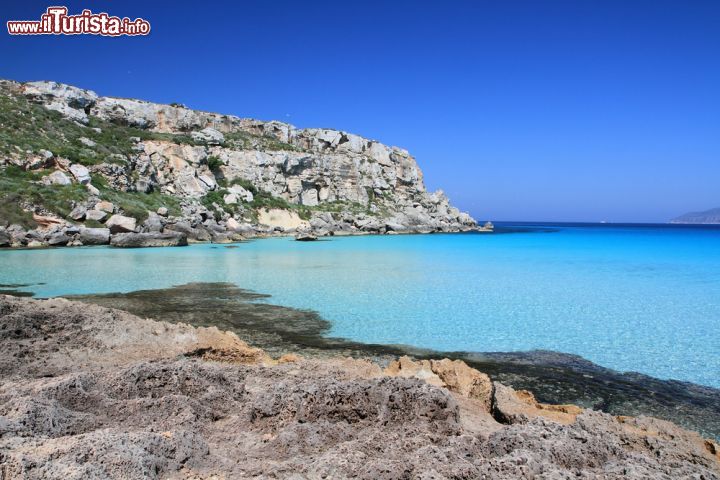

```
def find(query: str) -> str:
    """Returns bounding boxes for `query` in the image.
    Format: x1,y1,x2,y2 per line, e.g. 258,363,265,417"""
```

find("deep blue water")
1,223,719,387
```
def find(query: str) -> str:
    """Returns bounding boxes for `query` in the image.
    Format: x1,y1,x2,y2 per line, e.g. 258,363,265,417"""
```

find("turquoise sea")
2,223,719,387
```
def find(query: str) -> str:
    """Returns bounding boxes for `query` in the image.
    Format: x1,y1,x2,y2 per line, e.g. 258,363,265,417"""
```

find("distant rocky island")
671,207,720,225
0,79,485,248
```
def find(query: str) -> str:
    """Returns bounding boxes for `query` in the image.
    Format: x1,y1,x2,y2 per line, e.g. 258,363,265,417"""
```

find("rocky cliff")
0,79,479,247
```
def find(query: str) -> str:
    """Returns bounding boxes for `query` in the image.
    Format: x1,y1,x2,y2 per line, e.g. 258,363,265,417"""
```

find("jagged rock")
85,210,107,222
492,382,582,425
385,356,494,411
68,205,87,221
165,221,211,242
157,207,169,217
78,227,110,245
106,215,137,233
142,212,164,233
42,170,71,186
21,81,98,123
191,127,224,145
47,233,70,246
295,232,317,241
110,232,188,248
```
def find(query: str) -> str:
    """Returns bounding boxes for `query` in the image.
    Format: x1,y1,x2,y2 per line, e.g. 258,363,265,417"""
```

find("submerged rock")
295,232,317,241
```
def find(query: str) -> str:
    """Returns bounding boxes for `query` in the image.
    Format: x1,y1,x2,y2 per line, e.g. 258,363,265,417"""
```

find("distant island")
671,207,720,224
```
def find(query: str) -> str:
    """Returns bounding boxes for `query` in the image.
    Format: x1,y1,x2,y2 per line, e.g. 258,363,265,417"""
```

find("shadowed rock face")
71,282,720,442
1,294,719,479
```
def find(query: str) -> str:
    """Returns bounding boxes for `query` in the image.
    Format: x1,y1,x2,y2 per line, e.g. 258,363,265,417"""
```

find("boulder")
157,207,169,217
47,233,70,246
42,171,72,186
295,232,317,241
165,222,212,242
94,201,114,213
110,232,188,248
85,210,107,222
69,206,87,221
69,164,91,184
27,240,46,248
223,193,239,205
78,137,96,147
0,229,10,247
106,215,136,233
86,183,100,196
142,212,164,233
78,227,110,245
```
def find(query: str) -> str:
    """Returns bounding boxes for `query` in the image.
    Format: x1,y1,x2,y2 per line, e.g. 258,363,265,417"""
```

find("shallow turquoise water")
2,224,719,387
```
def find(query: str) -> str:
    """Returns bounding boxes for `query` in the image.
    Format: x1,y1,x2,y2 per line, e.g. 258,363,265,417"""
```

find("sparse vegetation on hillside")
0,166,86,228
91,175,181,222
0,87,206,166
224,131,301,152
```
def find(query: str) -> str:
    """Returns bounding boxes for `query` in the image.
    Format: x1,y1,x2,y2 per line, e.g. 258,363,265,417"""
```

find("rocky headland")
1,293,719,479
0,79,484,249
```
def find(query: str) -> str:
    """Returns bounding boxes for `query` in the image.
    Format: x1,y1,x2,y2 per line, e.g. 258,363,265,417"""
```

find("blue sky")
2,0,718,222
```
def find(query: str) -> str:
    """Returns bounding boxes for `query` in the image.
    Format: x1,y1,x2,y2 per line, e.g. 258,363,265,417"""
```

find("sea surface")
2,223,719,387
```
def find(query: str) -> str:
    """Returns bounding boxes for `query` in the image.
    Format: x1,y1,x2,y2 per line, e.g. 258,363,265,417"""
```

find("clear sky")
2,1,718,222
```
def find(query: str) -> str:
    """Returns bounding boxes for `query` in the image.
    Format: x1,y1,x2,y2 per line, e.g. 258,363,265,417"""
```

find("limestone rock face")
385,356,494,411
10,79,480,235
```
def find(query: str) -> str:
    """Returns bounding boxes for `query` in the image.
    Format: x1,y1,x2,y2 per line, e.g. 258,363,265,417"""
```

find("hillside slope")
0,80,479,247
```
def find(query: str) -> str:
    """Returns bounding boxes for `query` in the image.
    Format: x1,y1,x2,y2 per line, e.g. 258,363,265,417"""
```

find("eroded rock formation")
1,295,718,479
0,79,483,247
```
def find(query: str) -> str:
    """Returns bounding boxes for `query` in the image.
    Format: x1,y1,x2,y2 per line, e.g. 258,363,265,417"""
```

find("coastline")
53,281,720,442
1,292,719,478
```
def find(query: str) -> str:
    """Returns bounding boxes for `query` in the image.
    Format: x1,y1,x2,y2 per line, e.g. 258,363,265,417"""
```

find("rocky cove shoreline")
0,79,487,249
1,293,720,479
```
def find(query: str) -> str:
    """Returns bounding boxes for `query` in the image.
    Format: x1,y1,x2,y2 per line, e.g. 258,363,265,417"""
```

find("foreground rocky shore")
1,294,718,479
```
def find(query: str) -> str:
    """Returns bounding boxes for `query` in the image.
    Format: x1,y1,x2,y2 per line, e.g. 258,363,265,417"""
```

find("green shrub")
0,166,88,227
207,155,223,173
